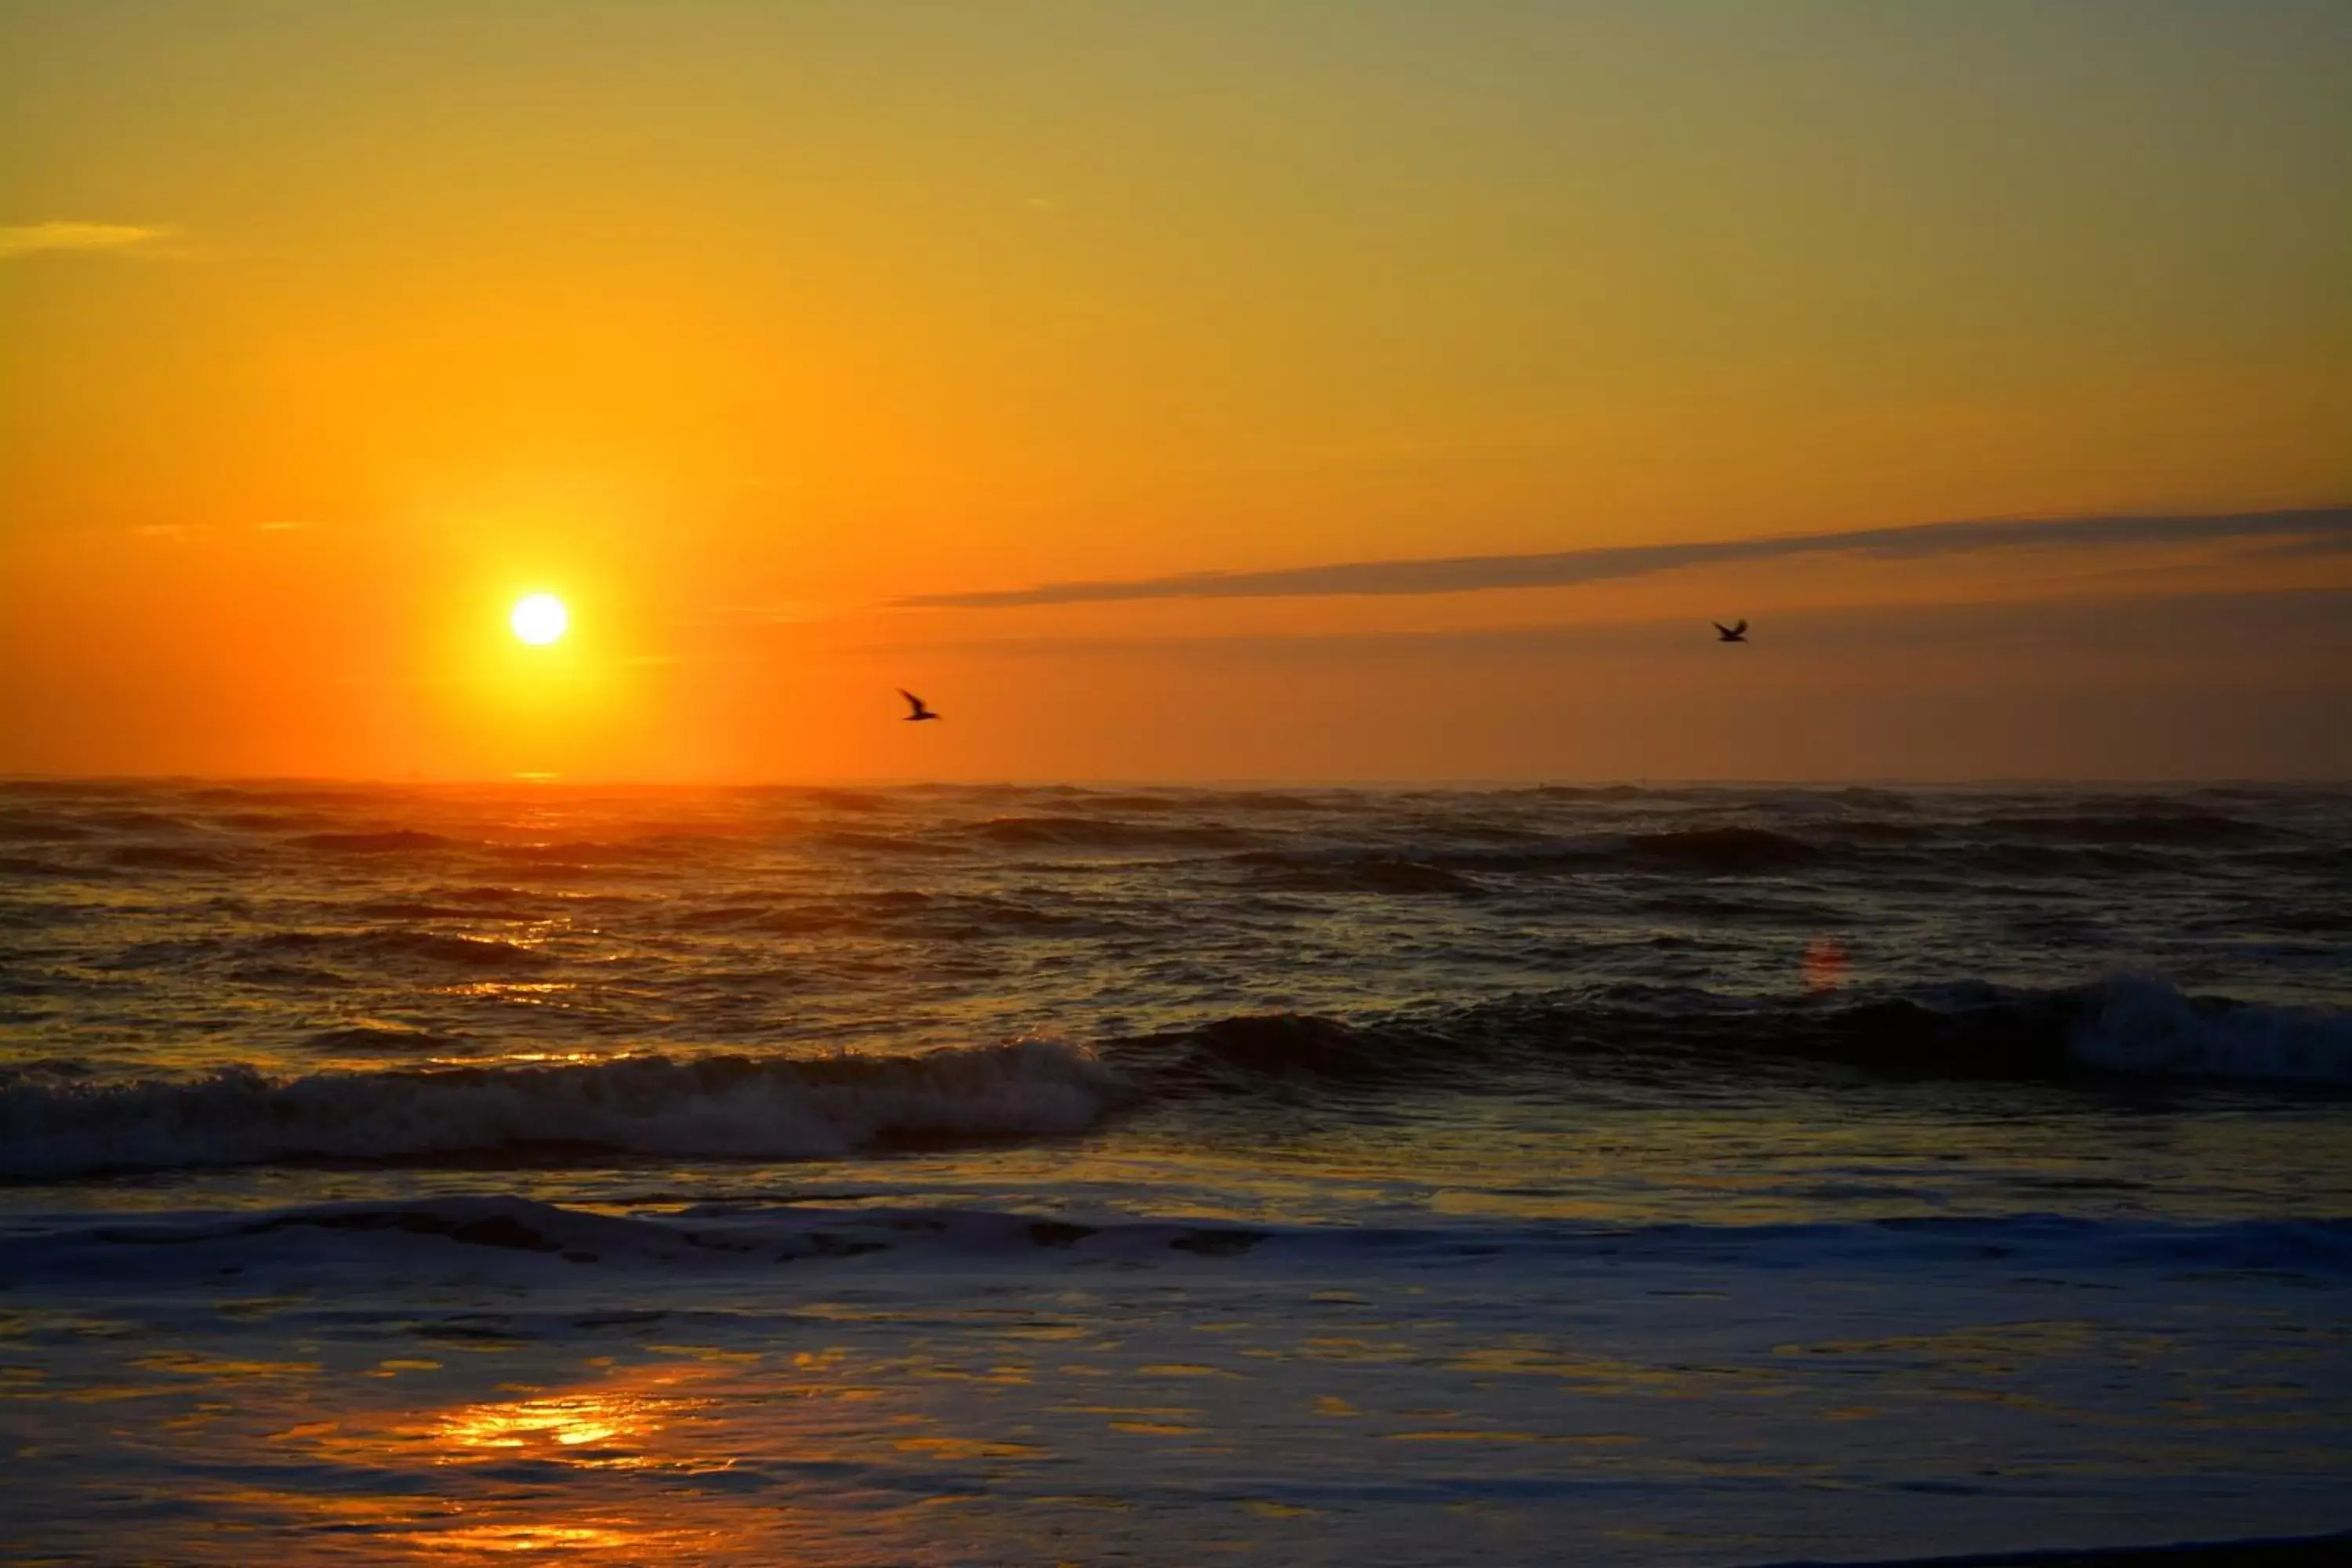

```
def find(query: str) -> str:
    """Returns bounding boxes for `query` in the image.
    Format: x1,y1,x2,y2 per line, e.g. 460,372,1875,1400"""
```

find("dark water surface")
2,781,2347,1563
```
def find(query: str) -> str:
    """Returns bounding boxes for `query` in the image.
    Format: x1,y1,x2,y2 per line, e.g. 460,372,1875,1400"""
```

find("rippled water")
4,779,2347,1211
3,780,2348,1563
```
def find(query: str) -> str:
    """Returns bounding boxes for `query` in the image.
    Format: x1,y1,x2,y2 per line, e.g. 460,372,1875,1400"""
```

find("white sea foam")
2069,976,2352,1085
0,1040,1120,1179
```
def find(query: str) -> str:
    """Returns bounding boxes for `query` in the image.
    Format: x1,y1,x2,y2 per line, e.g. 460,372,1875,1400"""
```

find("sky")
3,0,2347,781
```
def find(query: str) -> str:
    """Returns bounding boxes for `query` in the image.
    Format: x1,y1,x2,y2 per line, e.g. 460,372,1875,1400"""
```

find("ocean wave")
1232,851,1485,896
966,814,1266,851
0,979,2341,1181
301,1021,476,1056
189,785,371,808
78,809,199,833
490,839,678,866
293,829,457,854
1181,789,1358,813
10,1198,2348,1289
1621,826,1824,872
107,844,234,872
785,787,895,813
1827,786,1916,811
0,812,94,842
0,855,93,879
1120,979,2352,1091
667,889,1100,940
205,808,340,833
1813,818,1937,844
2246,844,2352,875
352,899,524,920
118,929,561,974
1968,811,2276,846
2069,976,2352,1084
0,1040,1121,1179
812,827,966,855
1232,831,1834,887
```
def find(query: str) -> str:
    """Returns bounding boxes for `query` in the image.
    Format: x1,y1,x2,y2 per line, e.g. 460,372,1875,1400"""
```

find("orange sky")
4,2,2348,780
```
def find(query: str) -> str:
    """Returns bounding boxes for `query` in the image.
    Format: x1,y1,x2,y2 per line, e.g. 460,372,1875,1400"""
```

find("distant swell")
0,1040,1121,1179
1624,826,1823,871
1232,851,1485,896
116,928,561,975
967,814,1266,850
294,829,456,854
1973,811,2278,845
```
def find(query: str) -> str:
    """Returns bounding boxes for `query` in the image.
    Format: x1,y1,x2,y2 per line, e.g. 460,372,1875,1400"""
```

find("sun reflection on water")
423,1375,720,1472
403,1519,708,1557
223,1359,954,1564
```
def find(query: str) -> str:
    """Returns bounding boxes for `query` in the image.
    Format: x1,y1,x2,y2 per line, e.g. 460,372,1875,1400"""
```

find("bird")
898,688,942,722
1713,619,1748,643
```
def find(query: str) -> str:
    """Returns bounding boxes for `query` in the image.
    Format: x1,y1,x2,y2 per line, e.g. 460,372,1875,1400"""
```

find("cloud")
895,506,2352,611
0,221,180,260
891,586,2352,670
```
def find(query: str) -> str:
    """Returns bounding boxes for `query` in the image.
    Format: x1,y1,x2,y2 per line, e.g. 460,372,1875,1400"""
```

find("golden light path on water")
179,1358,942,1565
7,1249,2347,1566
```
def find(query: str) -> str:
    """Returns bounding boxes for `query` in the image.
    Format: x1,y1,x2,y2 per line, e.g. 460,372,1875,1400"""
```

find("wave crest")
0,1040,1122,1179
1125,979,2352,1091
2069,976,2352,1084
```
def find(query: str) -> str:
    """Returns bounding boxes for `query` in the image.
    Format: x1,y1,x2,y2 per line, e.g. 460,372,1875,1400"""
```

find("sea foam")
2067,976,2352,1085
0,1040,1120,1179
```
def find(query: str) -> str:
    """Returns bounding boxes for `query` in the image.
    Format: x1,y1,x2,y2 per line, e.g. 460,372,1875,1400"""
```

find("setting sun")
510,593,569,646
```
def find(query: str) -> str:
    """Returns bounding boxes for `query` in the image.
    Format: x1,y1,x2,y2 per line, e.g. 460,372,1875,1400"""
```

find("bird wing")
1712,622,1733,636
1730,619,1748,635
897,688,924,717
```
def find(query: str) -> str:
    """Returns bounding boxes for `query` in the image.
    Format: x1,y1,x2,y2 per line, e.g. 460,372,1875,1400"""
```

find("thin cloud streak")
896,506,2352,611
0,221,180,260
882,586,2352,662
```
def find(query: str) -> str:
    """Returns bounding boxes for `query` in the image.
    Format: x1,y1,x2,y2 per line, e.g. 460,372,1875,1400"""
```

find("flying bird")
898,688,942,722
1713,619,1748,643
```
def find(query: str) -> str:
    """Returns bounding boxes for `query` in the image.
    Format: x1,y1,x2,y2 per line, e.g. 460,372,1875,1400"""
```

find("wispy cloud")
896,506,2352,611
0,221,180,260
902,585,2352,662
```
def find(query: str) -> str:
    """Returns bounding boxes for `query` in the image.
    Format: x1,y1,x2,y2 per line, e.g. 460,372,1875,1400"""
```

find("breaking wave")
2068,976,2352,1084
1124,978,2352,1092
3,979,2343,1181
0,1040,1121,1180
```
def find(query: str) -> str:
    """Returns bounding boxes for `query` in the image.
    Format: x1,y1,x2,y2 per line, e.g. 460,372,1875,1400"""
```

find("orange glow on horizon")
2,5,2346,780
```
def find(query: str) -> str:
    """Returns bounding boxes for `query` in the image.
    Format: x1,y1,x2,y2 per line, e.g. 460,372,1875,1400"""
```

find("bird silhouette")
1713,619,1748,643
898,688,942,722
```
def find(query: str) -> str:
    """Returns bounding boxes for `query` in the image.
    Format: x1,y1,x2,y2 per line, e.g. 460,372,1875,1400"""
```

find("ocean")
2,779,2348,1565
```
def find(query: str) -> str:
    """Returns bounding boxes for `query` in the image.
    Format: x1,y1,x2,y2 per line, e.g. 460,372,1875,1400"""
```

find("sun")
510,593,569,645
